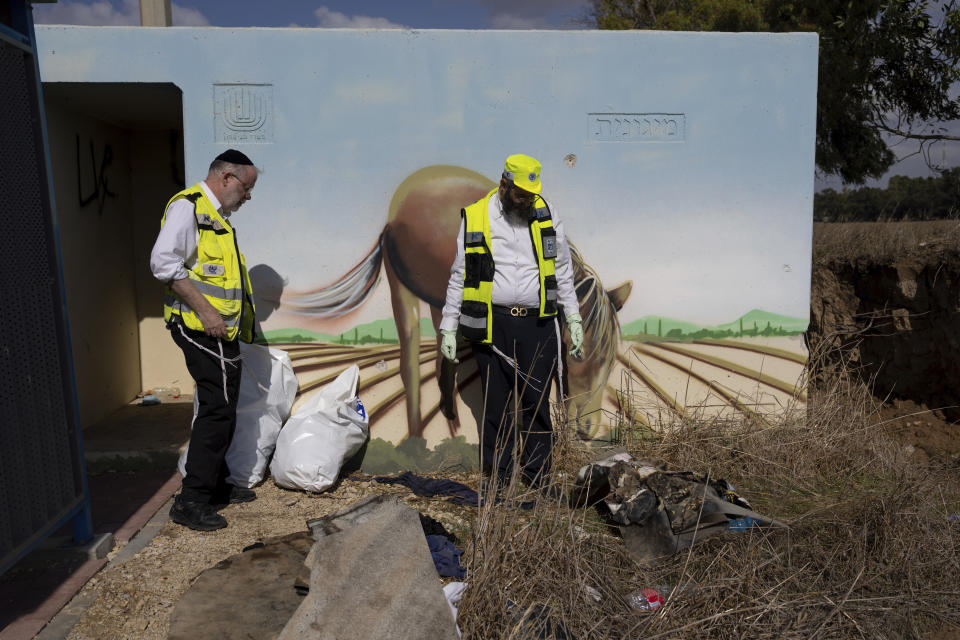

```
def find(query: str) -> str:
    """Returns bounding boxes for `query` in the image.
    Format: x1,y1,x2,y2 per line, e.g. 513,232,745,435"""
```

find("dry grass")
813,220,960,265
456,348,960,639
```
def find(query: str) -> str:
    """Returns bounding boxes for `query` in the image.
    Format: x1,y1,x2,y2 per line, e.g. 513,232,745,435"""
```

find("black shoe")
212,484,257,506
170,499,227,531
227,485,256,504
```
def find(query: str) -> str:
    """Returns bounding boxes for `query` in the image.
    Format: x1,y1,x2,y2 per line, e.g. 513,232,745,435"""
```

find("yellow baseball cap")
503,154,542,195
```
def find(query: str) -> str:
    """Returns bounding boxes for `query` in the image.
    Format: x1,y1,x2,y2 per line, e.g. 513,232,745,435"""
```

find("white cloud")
313,6,405,29
34,0,138,25
171,4,209,26
33,0,209,26
490,13,549,29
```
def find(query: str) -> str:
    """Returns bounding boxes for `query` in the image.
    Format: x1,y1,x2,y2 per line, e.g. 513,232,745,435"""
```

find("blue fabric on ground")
427,534,466,579
354,472,535,509
372,471,481,506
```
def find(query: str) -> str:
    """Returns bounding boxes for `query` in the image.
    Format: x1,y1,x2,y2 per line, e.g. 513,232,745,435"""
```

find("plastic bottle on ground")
626,588,663,611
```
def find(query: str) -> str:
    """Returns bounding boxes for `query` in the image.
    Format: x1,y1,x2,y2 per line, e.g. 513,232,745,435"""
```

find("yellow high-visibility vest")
459,189,558,343
161,183,256,342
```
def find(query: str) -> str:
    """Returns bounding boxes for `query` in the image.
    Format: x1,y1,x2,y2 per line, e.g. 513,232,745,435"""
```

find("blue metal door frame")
0,0,94,577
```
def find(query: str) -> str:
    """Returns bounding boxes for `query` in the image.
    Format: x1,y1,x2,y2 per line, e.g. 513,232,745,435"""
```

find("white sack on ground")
270,364,368,493
178,342,298,488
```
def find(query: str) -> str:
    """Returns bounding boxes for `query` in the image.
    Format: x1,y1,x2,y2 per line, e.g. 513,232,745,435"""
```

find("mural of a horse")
280,165,631,439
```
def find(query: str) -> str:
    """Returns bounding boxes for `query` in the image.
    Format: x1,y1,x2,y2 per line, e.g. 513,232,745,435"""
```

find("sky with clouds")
31,0,593,29
30,0,957,187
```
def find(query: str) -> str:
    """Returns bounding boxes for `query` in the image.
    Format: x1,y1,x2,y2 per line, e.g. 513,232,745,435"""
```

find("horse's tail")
279,233,384,318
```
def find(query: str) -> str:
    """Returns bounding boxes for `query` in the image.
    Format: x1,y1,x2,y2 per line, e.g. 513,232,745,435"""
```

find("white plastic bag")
270,364,368,492
178,342,298,487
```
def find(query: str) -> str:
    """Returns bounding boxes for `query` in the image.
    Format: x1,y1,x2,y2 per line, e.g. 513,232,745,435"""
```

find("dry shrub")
813,220,960,265
456,346,960,639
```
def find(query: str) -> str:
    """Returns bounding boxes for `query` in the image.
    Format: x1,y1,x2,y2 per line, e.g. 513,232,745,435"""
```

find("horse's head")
564,245,631,437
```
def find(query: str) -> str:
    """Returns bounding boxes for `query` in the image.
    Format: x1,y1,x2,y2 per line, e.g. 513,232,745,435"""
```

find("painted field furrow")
285,342,434,365
605,384,652,429
615,352,687,419
631,344,766,423
634,343,802,417
648,342,806,399
367,368,439,428
692,338,807,364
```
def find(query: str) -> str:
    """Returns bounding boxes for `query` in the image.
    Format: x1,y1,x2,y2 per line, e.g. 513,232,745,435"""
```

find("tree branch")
876,122,960,141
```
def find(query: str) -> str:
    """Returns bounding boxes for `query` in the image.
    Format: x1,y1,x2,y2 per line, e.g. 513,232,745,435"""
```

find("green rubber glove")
567,312,584,359
440,329,459,363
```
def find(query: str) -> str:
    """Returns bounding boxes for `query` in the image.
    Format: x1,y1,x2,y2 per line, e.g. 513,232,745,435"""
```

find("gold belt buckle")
510,305,528,317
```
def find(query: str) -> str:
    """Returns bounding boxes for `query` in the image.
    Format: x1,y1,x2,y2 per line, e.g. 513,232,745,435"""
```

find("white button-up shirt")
149,181,224,282
440,192,579,332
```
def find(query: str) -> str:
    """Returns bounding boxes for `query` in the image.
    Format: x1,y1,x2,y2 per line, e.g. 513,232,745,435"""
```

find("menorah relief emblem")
214,84,274,143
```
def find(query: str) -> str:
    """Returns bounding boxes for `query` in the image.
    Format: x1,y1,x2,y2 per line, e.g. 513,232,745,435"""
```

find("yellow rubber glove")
440,329,459,363
567,312,584,360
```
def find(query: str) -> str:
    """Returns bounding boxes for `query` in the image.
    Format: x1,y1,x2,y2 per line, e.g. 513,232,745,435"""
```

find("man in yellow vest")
149,149,258,531
439,154,583,491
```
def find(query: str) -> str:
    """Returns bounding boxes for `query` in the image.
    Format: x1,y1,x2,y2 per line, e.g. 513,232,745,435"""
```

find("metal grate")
0,40,84,569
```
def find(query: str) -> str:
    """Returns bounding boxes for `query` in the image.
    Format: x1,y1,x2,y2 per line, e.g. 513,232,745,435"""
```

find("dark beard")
502,199,533,223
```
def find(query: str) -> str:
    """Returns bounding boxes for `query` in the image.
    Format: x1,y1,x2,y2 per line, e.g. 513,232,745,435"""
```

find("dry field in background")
814,220,960,264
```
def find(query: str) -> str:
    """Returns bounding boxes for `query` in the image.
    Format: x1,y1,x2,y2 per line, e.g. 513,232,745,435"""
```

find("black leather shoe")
227,485,256,503
212,484,257,507
170,499,227,531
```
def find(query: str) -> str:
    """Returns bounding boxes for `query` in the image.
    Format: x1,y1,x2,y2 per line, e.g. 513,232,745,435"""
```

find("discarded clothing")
365,472,535,509
420,512,457,543
426,534,466,579
372,472,480,506
573,450,788,564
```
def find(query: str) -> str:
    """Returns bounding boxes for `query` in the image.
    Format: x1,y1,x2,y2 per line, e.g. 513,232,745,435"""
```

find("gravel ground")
65,473,479,640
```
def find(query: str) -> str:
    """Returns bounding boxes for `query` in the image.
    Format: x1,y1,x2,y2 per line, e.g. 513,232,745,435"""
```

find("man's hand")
567,312,584,360
440,329,459,363
198,309,228,338
170,277,228,338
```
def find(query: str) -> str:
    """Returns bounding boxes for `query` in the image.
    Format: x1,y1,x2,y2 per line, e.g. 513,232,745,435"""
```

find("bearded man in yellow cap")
439,154,583,491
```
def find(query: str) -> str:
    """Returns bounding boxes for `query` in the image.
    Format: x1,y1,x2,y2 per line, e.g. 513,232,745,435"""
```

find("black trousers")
471,313,560,486
170,322,242,503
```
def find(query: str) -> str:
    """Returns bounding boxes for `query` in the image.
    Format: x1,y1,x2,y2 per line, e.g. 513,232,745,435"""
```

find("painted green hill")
262,327,338,343
264,317,436,345
621,309,808,338
712,309,808,334
621,316,702,336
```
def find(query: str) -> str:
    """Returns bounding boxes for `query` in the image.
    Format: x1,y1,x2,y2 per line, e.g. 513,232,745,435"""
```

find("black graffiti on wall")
76,134,116,215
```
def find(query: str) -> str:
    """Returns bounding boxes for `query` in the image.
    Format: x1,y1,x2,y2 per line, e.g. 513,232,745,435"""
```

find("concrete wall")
130,129,189,392
35,27,819,451
44,100,141,428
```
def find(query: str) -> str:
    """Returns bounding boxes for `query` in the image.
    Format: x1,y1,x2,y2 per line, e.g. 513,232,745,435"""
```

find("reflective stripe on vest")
160,183,256,342
459,189,558,344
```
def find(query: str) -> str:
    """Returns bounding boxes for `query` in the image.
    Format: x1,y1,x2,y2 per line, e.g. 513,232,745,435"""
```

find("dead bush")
456,346,960,639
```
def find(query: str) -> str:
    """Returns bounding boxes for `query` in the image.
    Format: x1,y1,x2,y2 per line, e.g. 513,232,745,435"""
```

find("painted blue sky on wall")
37,26,818,328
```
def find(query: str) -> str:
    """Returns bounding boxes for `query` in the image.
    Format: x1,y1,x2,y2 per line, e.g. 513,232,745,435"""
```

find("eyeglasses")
228,173,254,194
509,186,535,207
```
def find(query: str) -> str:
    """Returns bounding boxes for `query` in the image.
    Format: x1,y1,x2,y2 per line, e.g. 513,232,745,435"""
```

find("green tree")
814,166,960,220
588,0,960,184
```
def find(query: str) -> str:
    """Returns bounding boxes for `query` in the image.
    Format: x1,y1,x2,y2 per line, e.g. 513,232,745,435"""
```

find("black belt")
491,304,539,317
